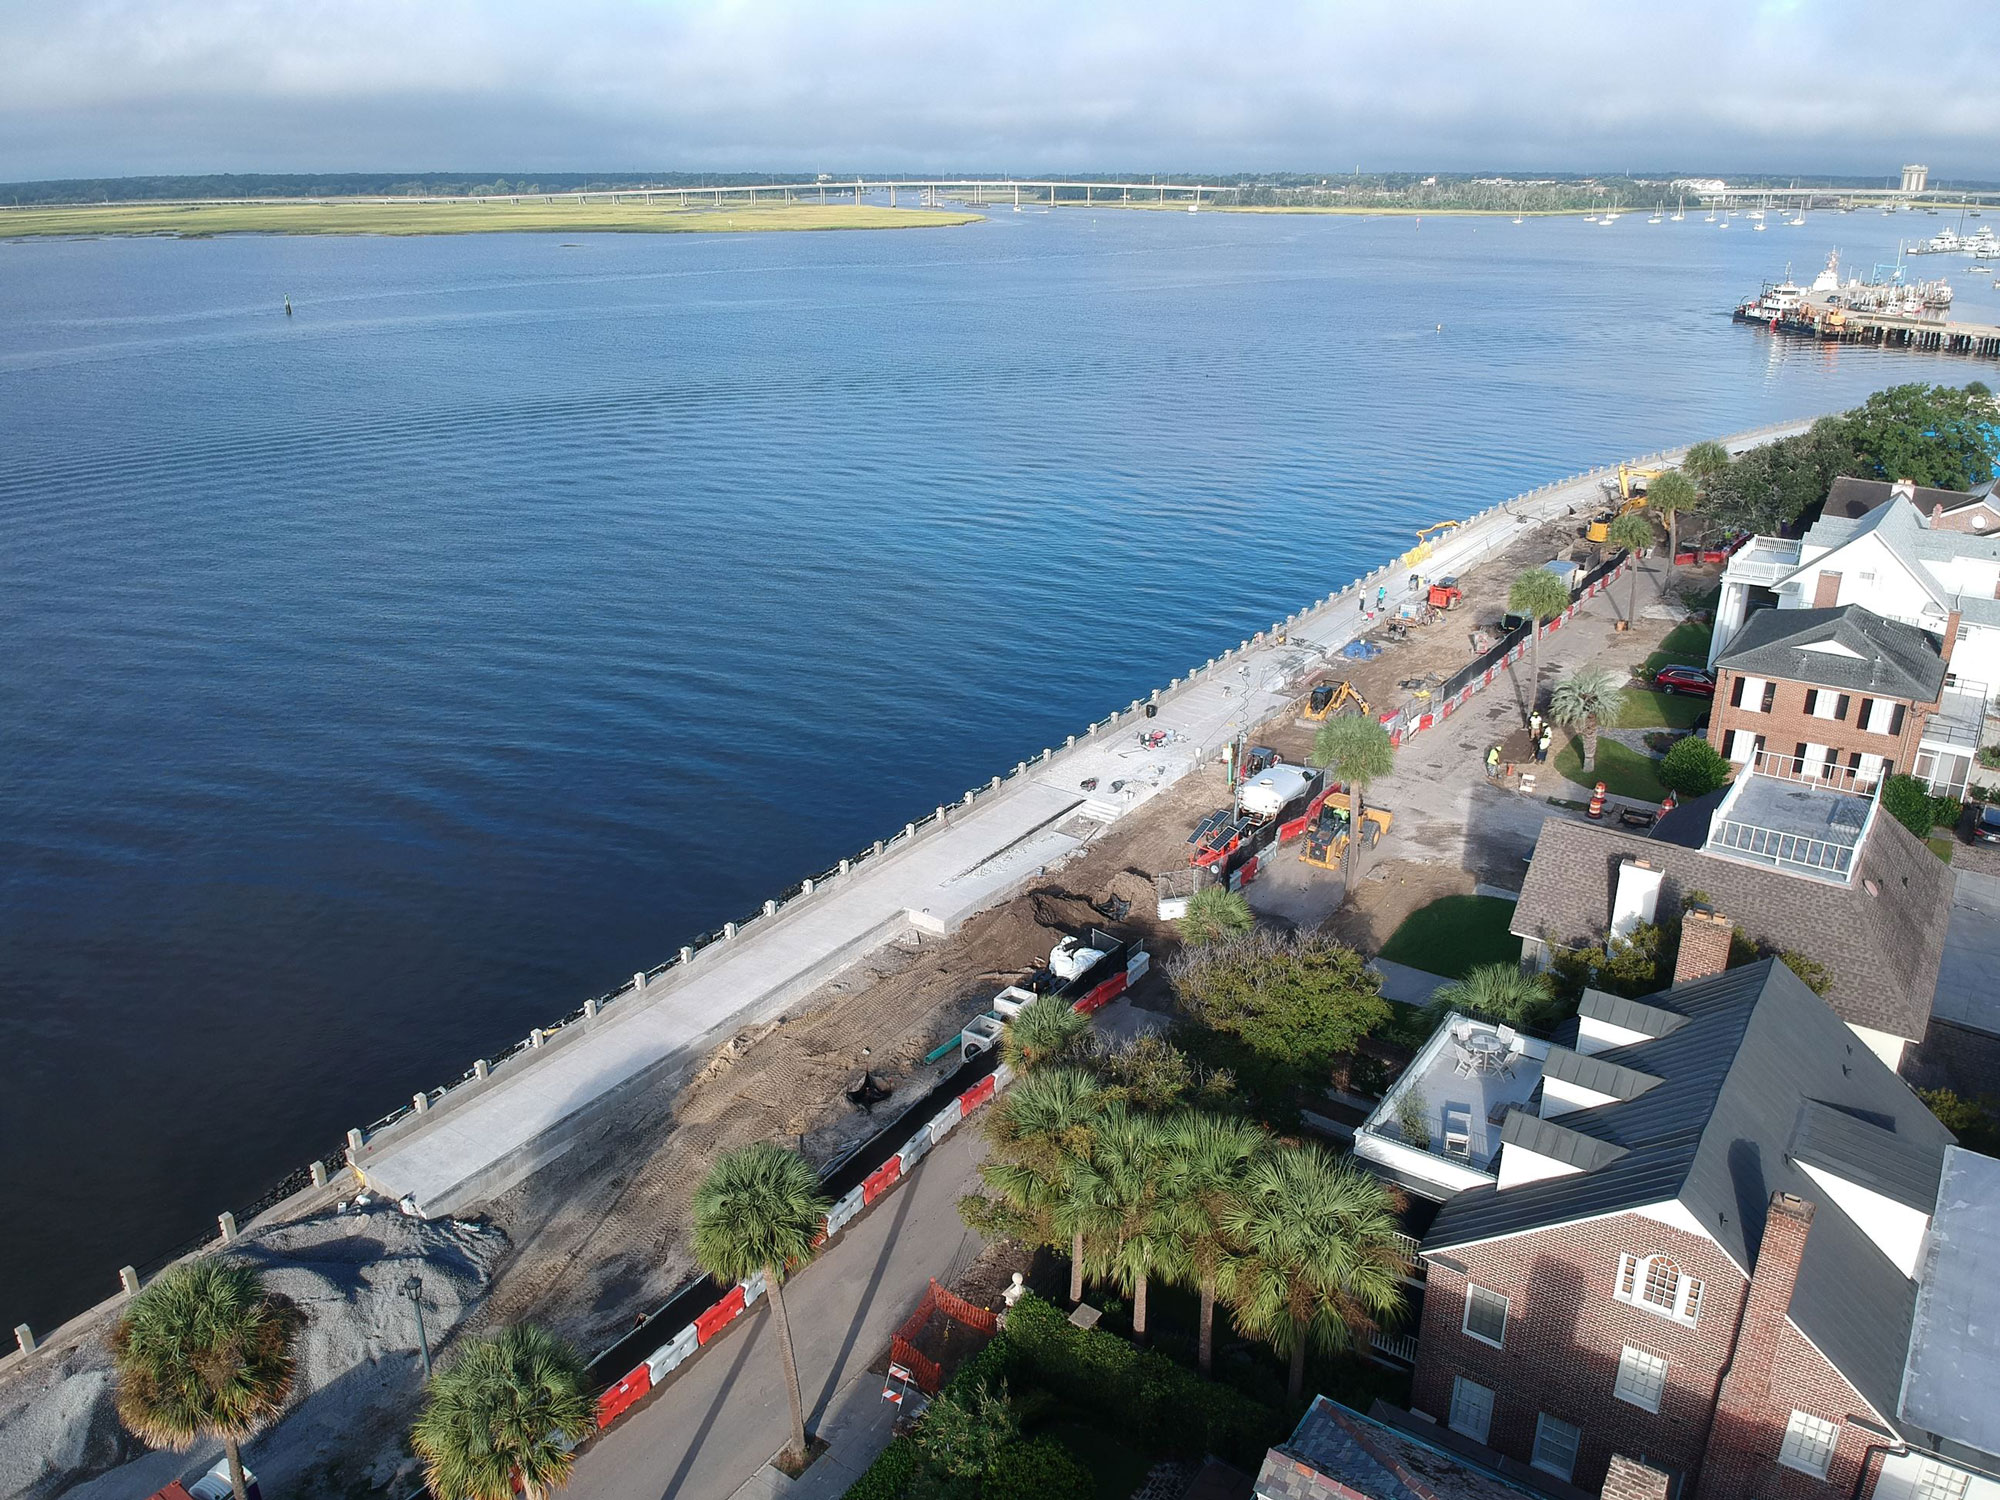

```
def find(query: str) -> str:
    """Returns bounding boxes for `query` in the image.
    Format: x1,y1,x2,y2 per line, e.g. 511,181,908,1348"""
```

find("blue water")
2,207,1993,1332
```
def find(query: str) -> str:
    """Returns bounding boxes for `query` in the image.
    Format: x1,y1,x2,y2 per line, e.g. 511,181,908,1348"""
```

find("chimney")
1942,608,1962,666
1674,905,1734,986
1612,858,1664,939
1603,1455,1673,1500
1892,477,1917,505
1697,1194,1818,1500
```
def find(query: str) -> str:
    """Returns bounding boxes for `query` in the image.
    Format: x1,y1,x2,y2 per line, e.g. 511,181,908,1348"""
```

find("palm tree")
980,1066,1106,1304
110,1261,303,1500
410,1324,594,1500
1222,1145,1408,1401
1159,1112,1267,1374
1644,470,1697,578
1548,667,1623,774
692,1143,830,1468
1682,439,1732,493
1076,1105,1176,1342
1001,993,1094,1074
1507,567,1572,719
1180,884,1254,946
1605,510,1657,624
1309,715,1396,881
1428,962,1556,1031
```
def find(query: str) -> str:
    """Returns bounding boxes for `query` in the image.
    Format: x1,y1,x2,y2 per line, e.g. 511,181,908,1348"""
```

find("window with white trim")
1613,1345,1668,1413
1462,1284,1508,1348
1914,1460,1971,1500
1616,1253,1703,1326
1777,1410,1839,1478
1448,1377,1494,1444
1532,1413,1582,1481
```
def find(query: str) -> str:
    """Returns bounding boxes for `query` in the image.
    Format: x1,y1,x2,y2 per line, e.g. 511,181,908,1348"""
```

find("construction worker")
1536,727,1552,763
1486,744,1501,779
1376,583,1387,610
1528,709,1544,741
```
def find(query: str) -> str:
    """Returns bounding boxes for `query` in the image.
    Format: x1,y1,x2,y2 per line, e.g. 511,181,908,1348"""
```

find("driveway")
566,1126,989,1500
1932,867,2000,1036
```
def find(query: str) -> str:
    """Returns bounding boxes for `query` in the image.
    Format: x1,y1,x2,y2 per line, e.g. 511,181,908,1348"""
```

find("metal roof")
1502,1112,1630,1172
1789,1099,1946,1211
1578,988,1687,1041
1900,1146,2000,1461
1542,1045,1663,1103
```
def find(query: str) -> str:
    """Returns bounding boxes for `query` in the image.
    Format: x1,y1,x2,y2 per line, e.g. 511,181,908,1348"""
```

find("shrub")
916,1380,1020,1479
1659,735,1729,797
1918,1088,2000,1154
1779,951,1832,996
1395,1087,1428,1145
1180,884,1255,946
1882,775,1940,840
1170,931,1389,1081
845,1436,920,1500
983,1437,1095,1500
1001,1292,1283,1465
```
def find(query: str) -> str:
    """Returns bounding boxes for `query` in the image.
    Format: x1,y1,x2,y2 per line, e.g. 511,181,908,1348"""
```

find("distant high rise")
1901,163,1929,194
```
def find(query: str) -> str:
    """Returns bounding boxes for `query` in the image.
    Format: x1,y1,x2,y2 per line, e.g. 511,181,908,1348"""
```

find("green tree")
1222,1145,1408,1401
913,1379,1019,1479
1428,963,1558,1031
1095,1033,1233,1112
1077,1106,1177,1341
1309,714,1396,880
692,1143,830,1468
1702,418,1858,535
1882,773,1941,840
1170,931,1389,1091
1681,439,1733,492
1660,735,1730,796
1779,951,1832,997
1002,994,1094,1074
110,1261,303,1500
1507,567,1573,716
1918,1087,2000,1155
1159,1111,1268,1374
1548,667,1623,774
1606,510,1657,624
1645,470,1698,577
410,1325,594,1500
1180,884,1255,945
975,1067,1106,1304
1841,383,2000,490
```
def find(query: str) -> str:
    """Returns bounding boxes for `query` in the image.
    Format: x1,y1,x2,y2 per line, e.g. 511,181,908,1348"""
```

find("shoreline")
0,201,984,239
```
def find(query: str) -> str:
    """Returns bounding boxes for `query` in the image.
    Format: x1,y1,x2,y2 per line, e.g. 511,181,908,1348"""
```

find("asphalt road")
565,1124,990,1500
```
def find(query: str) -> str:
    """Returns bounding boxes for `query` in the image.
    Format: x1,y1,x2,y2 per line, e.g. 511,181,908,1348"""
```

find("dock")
1741,294,2000,358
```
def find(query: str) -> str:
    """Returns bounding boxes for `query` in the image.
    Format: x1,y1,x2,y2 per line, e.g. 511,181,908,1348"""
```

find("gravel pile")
0,1201,508,1500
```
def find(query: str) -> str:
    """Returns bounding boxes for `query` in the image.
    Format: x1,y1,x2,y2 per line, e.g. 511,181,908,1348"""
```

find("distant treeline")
0,172,823,206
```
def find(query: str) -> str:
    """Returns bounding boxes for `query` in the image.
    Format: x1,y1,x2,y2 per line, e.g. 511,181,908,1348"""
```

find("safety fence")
588,1050,1020,1431
890,1278,1002,1394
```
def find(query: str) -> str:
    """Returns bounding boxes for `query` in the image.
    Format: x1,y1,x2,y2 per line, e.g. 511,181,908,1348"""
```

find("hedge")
845,1437,919,1500
984,1437,1095,1500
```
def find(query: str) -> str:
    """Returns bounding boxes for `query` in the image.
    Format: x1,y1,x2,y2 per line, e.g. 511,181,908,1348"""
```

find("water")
2,206,1992,1334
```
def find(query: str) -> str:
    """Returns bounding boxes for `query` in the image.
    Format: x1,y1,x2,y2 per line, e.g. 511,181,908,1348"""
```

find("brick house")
1706,605,1951,791
1508,779,1952,1071
1824,476,2000,535
1401,957,1987,1500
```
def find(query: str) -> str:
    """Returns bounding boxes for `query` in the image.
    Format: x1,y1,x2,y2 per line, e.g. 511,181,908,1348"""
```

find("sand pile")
0,1202,508,1500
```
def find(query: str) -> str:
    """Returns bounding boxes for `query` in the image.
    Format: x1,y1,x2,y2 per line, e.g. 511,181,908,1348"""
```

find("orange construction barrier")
1588,782,1606,819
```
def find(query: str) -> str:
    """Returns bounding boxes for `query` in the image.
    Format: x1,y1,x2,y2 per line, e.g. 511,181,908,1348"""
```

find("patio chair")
1442,1104,1474,1161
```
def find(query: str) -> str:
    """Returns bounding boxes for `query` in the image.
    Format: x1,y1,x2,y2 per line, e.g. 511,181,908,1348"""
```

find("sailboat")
1649,202,1664,224
1704,203,1717,223
1672,195,1686,222
1601,198,1621,224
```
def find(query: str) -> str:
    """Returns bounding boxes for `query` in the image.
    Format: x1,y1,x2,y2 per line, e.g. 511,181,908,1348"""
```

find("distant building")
1902,164,1930,195
1403,956,1995,1499
1508,775,1951,1069
1673,178,1728,196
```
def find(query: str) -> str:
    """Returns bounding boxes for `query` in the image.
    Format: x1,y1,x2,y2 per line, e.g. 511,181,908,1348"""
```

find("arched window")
1616,1252,1704,1326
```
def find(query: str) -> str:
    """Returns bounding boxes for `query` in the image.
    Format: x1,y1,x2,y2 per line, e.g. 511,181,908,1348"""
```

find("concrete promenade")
356,418,1818,1217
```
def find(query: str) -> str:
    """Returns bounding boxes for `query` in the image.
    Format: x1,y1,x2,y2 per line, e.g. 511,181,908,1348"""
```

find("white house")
1710,492,1996,794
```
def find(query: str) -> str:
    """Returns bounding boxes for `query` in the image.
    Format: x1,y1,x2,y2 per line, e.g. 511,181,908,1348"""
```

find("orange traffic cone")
1588,781,1606,819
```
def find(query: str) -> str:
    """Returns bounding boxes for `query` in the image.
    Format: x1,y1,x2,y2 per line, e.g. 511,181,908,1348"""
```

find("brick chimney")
1674,905,1734,986
1697,1194,1819,1500
1603,1455,1673,1500
1942,608,1962,666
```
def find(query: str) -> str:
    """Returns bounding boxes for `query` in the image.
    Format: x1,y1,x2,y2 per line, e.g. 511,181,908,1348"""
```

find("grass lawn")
1641,619,1714,676
1928,836,1957,864
1375,894,1521,979
1615,687,1709,730
1044,1421,1156,1500
1554,734,1669,802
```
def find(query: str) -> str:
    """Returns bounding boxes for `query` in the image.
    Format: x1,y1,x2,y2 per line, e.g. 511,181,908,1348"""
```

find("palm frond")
692,1142,829,1287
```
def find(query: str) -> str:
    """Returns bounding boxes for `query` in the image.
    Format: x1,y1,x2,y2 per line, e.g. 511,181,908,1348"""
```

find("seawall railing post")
13,1326,33,1356
474,1058,490,1080
764,899,778,917
413,1090,430,1112
347,1127,365,1159
801,877,815,895
724,921,739,939
119,1266,140,1297
904,822,916,839
587,995,603,1018
873,840,885,856
218,1211,238,1244
838,859,851,876
990,776,1001,790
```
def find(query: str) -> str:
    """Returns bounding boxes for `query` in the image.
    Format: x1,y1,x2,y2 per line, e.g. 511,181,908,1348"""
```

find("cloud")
2,0,1993,180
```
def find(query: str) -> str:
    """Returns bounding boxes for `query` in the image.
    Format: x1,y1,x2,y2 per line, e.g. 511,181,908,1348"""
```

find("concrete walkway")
565,1123,990,1500
357,420,1821,1216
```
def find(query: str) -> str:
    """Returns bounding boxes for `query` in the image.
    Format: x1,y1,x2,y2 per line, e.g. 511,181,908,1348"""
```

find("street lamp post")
402,1275,432,1382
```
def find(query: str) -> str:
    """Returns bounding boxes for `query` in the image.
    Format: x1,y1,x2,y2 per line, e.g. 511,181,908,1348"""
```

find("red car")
1653,664,1716,697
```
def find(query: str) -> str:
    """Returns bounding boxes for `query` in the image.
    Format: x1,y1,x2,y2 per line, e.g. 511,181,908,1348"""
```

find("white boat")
1512,216,1523,224
1673,196,1686,222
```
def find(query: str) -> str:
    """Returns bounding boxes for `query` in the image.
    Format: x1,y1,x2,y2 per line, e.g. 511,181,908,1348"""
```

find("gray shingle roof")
1824,476,1987,521
1260,1397,1555,1500
1423,960,1955,1432
1510,815,1952,1043
1715,605,1946,702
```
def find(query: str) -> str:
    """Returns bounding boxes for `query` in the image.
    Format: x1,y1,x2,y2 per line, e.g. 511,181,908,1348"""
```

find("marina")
1735,251,2000,357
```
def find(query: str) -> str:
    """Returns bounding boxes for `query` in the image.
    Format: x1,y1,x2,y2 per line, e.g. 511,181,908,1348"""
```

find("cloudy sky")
3,0,1993,182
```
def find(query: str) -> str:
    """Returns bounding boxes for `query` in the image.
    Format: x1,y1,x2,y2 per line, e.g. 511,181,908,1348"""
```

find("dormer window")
1616,1253,1703,1326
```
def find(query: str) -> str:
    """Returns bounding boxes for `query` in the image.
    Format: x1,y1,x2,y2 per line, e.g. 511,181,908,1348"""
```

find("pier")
1741,295,2000,359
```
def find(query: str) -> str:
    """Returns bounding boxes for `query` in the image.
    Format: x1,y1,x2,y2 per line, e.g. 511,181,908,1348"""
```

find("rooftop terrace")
1705,773,1876,883
1353,1013,1549,1201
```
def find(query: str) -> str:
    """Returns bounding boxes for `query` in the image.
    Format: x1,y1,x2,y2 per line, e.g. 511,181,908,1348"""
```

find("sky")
2,0,1995,183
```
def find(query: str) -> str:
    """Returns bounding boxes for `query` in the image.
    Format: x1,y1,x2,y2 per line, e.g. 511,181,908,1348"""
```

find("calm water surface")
3,208,1993,1331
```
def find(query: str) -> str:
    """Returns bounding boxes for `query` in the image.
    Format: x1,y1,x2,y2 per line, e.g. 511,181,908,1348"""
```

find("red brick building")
1405,957,1966,1498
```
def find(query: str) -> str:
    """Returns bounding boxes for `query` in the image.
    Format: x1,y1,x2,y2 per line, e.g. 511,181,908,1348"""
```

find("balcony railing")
1923,680,1990,750
1723,541,1803,585
1372,1330,1421,1366
1711,817,1859,878
1746,750,1884,795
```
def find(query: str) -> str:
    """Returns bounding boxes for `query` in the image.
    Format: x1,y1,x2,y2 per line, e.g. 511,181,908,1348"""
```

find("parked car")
1653,664,1716,697
1973,805,2000,846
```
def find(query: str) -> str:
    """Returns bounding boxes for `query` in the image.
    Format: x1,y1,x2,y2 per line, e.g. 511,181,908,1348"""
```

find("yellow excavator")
1586,464,1671,543
1304,679,1370,721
